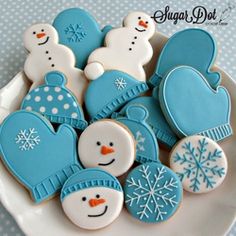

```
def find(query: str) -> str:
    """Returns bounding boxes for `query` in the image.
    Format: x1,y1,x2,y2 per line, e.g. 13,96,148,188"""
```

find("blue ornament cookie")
85,70,149,121
53,8,112,69
159,66,232,141
0,110,82,203
124,162,182,223
149,28,221,89
115,104,159,164
21,71,87,130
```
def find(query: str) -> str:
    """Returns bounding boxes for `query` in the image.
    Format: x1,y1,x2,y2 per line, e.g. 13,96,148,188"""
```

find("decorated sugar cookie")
85,11,155,81
53,8,112,69
61,168,123,230
159,66,232,142
85,70,148,121
115,104,159,164
124,162,182,223
23,23,88,104
170,135,228,193
78,119,135,177
21,71,87,130
0,110,82,203
149,28,221,89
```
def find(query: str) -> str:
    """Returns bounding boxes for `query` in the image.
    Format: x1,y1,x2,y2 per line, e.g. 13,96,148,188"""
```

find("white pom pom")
84,62,105,80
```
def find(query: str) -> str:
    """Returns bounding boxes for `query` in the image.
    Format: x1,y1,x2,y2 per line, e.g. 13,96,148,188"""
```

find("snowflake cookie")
124,162,182,223
170,135,228,194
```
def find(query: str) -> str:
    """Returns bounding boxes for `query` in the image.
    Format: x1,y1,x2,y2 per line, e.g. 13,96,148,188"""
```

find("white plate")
0,32,236,236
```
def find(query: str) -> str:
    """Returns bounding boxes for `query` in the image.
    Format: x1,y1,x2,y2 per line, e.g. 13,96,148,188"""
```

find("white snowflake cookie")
170,135,228,193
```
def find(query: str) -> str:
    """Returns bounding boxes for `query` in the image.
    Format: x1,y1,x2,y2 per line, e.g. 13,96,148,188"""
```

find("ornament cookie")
78,119,135,177
85,70,148,121
0,110,82,203
21,71,87,130
85,11,155,81
149,28,221,89
115,104,159,164
61,168,123,230
124,162,182,223
23,23,88,104
53,8,112,69
159,66,232,141
170,135,228,193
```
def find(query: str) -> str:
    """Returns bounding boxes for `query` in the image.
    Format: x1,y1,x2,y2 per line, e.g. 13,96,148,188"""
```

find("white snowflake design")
125,165,178,221
115,77,127,90
15,128,40,151
135,131,145,151
64,24,87,42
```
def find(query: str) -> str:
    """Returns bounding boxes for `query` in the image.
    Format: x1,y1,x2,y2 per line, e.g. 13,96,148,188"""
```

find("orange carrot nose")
89,198,106,207
36,33,46,38
138,20,148,28
101,145,114,155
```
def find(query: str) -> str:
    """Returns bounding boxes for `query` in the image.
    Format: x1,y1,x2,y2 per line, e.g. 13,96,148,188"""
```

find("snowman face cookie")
78,120,135,176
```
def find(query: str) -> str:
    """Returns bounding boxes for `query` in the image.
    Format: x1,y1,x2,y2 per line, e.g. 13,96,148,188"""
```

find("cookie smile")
38,36,49,45
98,159,115,166
88,205,108,217
135,27,146,32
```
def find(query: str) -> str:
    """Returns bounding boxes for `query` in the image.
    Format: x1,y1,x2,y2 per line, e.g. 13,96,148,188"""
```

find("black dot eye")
96,141,101,146
138,16,141,20
96,194,100,199
109,142,113,146
145,21,148,24
82,197,87,201
33,31,36,34
41,29,44,32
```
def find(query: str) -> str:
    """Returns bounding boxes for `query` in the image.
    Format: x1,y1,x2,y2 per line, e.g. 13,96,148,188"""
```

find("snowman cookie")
61,168,123,230
170,135,228,193
24,23,88,104
84,11,155,81
78,119,135,177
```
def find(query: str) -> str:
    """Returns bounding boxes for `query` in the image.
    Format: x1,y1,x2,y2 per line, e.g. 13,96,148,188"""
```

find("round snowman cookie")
170,135,228,194
124,162,182,223
78,119,135,177
61,168,124,230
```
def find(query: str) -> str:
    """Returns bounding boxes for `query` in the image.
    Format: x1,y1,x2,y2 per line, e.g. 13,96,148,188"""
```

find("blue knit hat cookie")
21,71,87,130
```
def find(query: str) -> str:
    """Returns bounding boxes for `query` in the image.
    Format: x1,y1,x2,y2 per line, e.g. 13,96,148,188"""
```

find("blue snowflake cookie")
0,110,83,203
21,71,87,130
170,135,228,193
124,162,182,223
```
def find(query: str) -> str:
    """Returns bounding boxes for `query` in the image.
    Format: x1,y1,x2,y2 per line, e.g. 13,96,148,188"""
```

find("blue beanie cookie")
21,71,87,130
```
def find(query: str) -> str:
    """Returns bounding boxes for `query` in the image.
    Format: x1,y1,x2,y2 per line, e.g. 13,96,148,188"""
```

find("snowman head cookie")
78,119,136,177
61,168,123,230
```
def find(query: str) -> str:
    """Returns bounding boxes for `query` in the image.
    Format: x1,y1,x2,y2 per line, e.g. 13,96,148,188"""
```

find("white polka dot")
52,108,58,114
39,106,46,112
47,95,53,101
35,96,41,102
67,93,71,97
71,112,78,118
26,106,32,111
44,86,49,92
26,94,31,100
35,88,39,92
58,95,64,101
73,101,77,107
55,87,61,92
64,103,70,109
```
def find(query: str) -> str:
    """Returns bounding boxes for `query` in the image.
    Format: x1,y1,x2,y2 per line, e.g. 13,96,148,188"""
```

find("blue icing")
53,8,112,69
85,70,149,122
124,162,182,223
115,105,159,164
159,66,232,141
149,28,221,89
0,110,82,203
21,71,87,130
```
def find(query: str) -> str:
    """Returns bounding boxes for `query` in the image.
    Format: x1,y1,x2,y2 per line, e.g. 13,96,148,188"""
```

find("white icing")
23,23,88,104
85,12,155,81
62,187,123,230
170,135,228,194
78,120,135,177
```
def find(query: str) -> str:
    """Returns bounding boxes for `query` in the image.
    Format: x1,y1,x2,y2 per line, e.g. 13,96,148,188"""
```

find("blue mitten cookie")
53,8,112,69
149,28,221,89
85,70,149,121
159,66,232,141
0,110,82,203
21,71,87,130
115,104,159,164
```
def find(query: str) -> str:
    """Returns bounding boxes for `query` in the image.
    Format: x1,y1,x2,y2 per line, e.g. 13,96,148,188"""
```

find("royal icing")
124,162,182,223
61,168,123,230
85,11,155,81
159,66,232,141
0,110,82,203
21,71,87,130
149,28,221,89
170,135,228,193
78,119,135,177
23,23,88,104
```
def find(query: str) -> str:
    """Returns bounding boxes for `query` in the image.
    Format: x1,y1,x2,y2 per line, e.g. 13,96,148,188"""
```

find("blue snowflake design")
173,138,225,192
64,24,87,43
